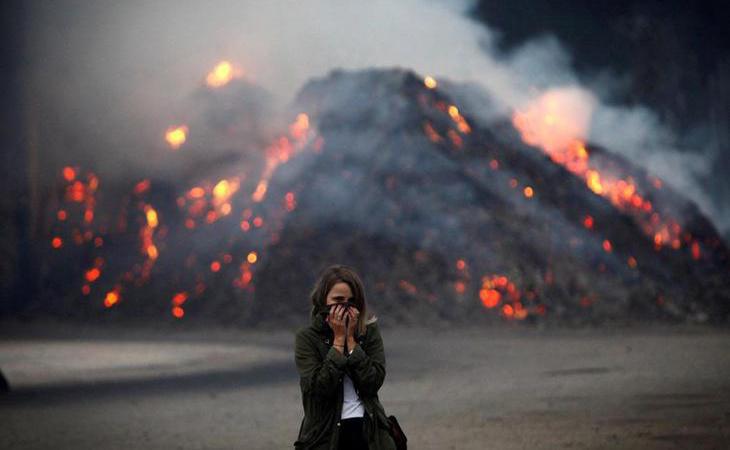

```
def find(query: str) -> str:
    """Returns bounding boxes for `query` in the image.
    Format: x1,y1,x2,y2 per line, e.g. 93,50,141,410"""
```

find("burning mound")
253,68,730,326
39,66,730,327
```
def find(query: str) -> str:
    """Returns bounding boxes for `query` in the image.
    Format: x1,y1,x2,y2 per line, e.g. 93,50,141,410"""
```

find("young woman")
293,264,397,450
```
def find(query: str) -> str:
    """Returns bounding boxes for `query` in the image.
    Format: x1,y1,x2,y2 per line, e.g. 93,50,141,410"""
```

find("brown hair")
309,264,377,336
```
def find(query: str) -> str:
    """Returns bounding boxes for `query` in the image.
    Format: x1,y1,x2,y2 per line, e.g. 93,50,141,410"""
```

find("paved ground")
1,321,729,449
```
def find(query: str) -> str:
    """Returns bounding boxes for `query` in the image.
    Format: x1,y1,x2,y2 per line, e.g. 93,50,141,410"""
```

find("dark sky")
471,0,730,77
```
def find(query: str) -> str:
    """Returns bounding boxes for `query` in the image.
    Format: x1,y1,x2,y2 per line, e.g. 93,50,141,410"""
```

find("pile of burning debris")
38,63,730,327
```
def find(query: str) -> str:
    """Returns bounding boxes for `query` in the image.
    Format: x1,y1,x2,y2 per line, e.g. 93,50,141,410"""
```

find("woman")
293,264,397,450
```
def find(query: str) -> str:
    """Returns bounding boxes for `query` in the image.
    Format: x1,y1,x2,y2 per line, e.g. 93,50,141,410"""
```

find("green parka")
293,306,397,450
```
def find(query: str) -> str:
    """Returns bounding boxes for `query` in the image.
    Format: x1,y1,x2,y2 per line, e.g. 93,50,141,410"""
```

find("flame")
479,274,530,319
62,166,76,181
85,268,101,283
423,76,437,89
512,88,595,155
103,287,120,308
145,205,159,228
172,292,188,306
247,251,258,264
134,179,150,195
140,203,159,263
447,105,471,134
602,239,612,252
205,61,241,88
289,113,310,141
252,114,314,202
513,89,692,253
583,215,594,229
165,125,188,150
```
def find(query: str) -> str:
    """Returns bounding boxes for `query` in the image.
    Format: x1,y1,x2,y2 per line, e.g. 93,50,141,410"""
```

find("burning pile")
38,64,730,327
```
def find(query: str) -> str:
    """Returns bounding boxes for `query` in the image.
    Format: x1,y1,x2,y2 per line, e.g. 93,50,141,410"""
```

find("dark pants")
338,417,368,450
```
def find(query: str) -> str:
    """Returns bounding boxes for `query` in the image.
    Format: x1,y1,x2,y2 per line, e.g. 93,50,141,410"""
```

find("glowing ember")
284,192,297,211
165,125,188,150
134,179,151,195
172,292,188,306
480,288,501,308
145,206,159,228
62,166,76,181
523,186,534,198
247,251,257,264
502,304,514,317
103,287,120,308
85,268,101,283
447,105,471,134
423,122,442,143
51,237,63,249
479,274,531,319
454,281,466,294
188,187,205,199
205,60,241,88
691,241,701,260
602,239,613,252
172,306,185,318
583,215,594,229
423,75,437,89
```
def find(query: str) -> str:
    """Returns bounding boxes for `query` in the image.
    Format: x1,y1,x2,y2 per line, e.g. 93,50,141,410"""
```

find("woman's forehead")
328,282,352,296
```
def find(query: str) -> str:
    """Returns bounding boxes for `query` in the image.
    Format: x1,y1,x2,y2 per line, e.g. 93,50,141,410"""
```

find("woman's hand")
346,306,360,339
326,304,348,340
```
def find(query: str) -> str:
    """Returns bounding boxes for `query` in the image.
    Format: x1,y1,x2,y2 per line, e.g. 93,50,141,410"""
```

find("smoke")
26,0,722,232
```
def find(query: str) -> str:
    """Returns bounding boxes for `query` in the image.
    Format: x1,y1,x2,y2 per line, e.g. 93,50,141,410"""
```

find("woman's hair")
309,264,377,336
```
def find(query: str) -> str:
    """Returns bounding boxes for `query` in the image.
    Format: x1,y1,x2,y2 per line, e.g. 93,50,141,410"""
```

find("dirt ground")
1,320,729,449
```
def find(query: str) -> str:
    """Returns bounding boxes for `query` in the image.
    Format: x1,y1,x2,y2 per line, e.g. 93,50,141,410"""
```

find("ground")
1,320,728,449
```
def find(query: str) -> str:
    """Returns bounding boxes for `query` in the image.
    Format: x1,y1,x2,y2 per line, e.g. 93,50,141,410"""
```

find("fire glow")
205,60,242,88
512,88,698,253
165,125,188,150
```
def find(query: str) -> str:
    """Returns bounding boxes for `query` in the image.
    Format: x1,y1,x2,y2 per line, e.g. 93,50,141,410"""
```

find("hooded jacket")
293,305,397,450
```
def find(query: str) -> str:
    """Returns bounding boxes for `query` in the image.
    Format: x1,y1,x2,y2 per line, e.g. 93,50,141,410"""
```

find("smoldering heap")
38,67,730,327
254,68,730,327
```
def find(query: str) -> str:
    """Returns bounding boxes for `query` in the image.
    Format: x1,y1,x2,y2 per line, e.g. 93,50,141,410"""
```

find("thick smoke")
26,0,722,233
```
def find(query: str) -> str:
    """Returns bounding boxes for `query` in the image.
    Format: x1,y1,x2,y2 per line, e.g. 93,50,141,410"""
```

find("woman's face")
326,282,353,307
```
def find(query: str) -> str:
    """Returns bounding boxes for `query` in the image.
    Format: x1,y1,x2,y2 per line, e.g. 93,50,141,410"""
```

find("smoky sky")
25,0,727,235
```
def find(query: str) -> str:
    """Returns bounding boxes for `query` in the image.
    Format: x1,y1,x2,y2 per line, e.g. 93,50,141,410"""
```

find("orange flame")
252,114,314,202
513,89,688,252
165,125,188,150
103,287,120,308
205,61,241,88
423,76,437,89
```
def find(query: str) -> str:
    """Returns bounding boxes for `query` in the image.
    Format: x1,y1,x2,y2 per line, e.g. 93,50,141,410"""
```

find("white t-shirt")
341,373,365,419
